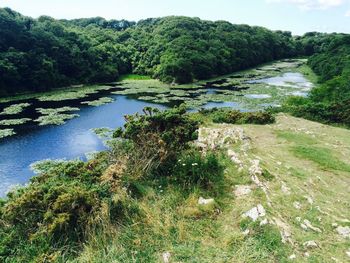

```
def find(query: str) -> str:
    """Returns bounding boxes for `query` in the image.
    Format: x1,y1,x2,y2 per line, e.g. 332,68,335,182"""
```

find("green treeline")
1,8,349,126
283,34,350,126
0,8,132,95
1,7,301,95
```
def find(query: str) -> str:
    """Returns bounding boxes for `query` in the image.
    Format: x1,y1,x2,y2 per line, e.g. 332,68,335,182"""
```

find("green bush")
171,149,224,190
200,108,275,125
113,105,199,176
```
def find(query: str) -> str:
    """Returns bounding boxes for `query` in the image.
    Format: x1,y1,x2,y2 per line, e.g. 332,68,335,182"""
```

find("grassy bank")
1,106,349,262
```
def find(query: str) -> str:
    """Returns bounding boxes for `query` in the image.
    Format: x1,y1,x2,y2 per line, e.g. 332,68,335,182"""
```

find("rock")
304,252,310,257
303,240,318,249
293,201,301,210
249,159,263,177
303,219,322,233
198,197,214,205
274,217,293,244
281,182,291,195
242,229,250,235
304,196,314,205
234,185,252,197
162,252,171,263
260,218,268,226
289,254,296,260
227,150,243,166
300,223,308,231
336,226,350,238
332,223,338,228
243,204,266,221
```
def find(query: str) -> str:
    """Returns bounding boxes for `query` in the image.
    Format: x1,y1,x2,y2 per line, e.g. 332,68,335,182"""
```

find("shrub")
171,149,224,190
200,108,275,125
113,105,199,176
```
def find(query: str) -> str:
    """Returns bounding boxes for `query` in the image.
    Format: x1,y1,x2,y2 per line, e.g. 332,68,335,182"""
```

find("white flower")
192,163,198,166
182,163,186,166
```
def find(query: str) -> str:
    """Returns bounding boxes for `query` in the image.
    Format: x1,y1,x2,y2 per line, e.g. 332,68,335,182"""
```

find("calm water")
0,95,168,196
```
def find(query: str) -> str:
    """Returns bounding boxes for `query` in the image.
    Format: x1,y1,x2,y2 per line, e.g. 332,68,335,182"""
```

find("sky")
0,0,349,35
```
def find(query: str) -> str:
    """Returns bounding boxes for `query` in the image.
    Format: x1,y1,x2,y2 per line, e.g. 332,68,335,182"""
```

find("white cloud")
346,9,350,16
266,0,345,10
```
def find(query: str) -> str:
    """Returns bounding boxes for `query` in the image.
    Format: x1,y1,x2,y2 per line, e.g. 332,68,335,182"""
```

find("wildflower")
192,163,198,166
182,163,186,166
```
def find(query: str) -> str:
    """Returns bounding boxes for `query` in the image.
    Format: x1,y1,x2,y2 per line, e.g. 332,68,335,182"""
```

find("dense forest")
1,7,349,124
1,7,301,95
284,34,350,126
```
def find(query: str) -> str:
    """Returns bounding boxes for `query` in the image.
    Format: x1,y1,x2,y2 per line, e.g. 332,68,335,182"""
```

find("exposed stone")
234,185,252,198
293,202,301,210
304,196,314,205
198,197,215,205
162,252,171,263
300,223,308,231
303,240,318,249
242,229,250,236
243,204,266,221
289,254,296,260
274,217,293,244
260,218,268,226
281,182,291,195
336,226,350,238
249,159,263,177
303,219,322,233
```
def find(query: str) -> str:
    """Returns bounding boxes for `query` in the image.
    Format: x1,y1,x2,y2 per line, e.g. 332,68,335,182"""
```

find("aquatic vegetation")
36,107,80,115
199,108,275,124
37,86,112,102
91,127,113,139
0,128,16,139
34,113,79,126
0,103,31,115
0,118,31,126
34,107,80,125
110,59,311,111
81,97,114,106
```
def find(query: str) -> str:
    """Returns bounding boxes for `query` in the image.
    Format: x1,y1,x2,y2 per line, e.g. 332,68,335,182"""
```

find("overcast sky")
0,0,349,35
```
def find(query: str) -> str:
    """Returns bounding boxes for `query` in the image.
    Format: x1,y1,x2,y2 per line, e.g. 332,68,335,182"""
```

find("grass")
118,74,152,81
2,112,350,262
292,145,350,172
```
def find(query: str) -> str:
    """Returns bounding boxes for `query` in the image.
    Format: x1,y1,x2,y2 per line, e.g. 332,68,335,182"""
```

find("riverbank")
1,109,349,262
